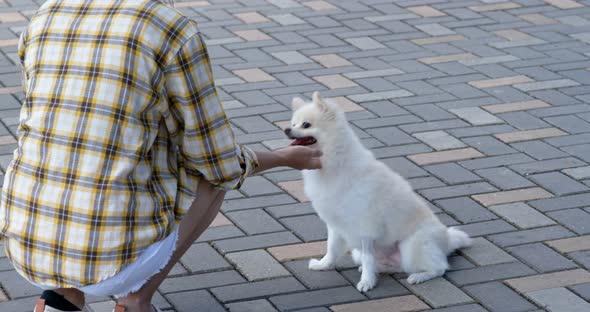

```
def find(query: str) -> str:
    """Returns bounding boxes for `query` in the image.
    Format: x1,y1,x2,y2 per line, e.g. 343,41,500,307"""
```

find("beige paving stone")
304,0,336,10
495,29,533,41
233,68,275,82
469,2,521,12
546,235,590,253
234,29,272,41
311,54,352,68
407,6,446,17
209,213,233,228
0,12,26,23
506,269,590,293
469,75,533,89
545,0,584,9
482,100,551,113
234,12,269,24
331,295,429,312
495,128,568,143
278,180,309,202
313,74,358,89
328,97,365,112
408,148,485,166
472,188,554,207
0,86,22,94
0,135,16,145
0,288,7,302
174,1,209,8
267,241,326,262
419,53,476,64
0,38,19,47
411,35,465,45
519,13,557,25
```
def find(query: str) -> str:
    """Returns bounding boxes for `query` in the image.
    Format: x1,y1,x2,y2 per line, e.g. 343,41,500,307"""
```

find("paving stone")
226,249,290,281
545,0,584,9
547,235,590,253
570,251,590,270
284,260,349,289
511,140,568,160
463,281,536,312
348,90,414,102
420,182,498,201
428,304,487,312
495,127,568,143
488,225,575,247
498,112,550,131
339,269,410,299
446,261,536,286
196,225,245,243
449,107,504,125
510,157,587,176
0,270,42,298
526,287,590,312
413,131,466,151
400,277,473,307
424,163,480,184
280,214,327,242
408,6,446,17
180,243,231,273
514,79,580,92
238,176,282,197
408,147,484,165
547,208,590,235
506,269,590,293
472,187,554,207
222,194,296,212
530,193,590,212
366,126,417,146
419,53,477,64
481,100,551,114
267,241,326,262
468,75,533,89
211,277,305,302
213,231,300,254
474,167,535,190
226,299,277,312
265,202,314,219
330,295,429,312
507,243,578,273
488,202,555,229
313,74,358,89
435,197,497,223
159,270,245,294
460,237,516,266
226,209,285,235
462,136,516,156
529,172,588,196
345,37,386,50
166,289,225,312
381,157,428,179
270,286,366,311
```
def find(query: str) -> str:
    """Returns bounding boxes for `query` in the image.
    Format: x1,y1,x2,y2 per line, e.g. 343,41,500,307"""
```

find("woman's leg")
115,180,226,311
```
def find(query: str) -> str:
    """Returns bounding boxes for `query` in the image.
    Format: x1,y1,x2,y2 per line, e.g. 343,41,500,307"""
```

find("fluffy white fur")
287,92,472,292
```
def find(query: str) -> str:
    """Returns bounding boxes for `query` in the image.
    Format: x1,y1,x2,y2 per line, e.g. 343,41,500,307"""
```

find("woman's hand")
276,146,322,170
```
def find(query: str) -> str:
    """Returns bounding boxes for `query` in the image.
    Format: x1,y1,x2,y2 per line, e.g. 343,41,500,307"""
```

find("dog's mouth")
290,136,317,146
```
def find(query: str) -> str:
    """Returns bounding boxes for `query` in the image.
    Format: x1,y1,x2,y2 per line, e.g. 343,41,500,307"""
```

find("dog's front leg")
309,227,346,270
356,237,377,292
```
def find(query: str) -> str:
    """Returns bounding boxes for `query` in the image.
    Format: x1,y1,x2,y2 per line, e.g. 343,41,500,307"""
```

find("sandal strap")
35,299,46,312
114,305,126,312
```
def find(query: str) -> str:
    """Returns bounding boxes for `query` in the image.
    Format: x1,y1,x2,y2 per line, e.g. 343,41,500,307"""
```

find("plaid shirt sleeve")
163,33,258,190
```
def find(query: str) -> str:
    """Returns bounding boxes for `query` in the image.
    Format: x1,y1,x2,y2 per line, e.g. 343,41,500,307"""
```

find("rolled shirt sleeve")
163,33,258,190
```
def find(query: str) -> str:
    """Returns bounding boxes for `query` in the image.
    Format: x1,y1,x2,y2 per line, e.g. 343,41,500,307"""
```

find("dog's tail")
447,227,472,251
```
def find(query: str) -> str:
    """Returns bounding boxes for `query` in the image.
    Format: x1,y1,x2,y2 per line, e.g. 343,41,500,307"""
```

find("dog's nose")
284,128,292,136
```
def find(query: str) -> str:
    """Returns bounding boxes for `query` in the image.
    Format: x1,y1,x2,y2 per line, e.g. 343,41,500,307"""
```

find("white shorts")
30,229,179,298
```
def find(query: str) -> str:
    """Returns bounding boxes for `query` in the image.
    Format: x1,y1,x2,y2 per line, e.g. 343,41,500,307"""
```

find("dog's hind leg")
309,227,346,271
356,237,378,292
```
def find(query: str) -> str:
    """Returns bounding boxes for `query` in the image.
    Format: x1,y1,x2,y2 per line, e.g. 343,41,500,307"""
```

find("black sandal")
34,290,84,312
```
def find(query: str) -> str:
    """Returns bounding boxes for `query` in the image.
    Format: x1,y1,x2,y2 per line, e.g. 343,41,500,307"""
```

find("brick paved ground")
1,0,590,311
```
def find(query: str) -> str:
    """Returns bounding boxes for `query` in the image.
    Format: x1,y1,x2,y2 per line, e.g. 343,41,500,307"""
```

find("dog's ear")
313,91,330,113
292,97,306,111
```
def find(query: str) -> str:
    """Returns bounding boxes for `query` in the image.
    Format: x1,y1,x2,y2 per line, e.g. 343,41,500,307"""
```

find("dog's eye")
302,122,312,129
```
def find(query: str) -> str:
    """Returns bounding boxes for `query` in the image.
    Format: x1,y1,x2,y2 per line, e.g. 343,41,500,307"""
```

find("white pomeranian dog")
284,91,472,292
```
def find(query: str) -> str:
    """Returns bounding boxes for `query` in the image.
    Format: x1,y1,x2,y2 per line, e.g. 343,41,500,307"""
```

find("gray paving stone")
498,111,550,130
547,208,590,235
435,197,498,223
413,130,466,150
474,167,535,190
488,202,555,229
269,286,365,311
419,182,498,201
511,140,569,160
545,115,590,134
507,243,578,273
339,269,410,299
570,251,590,270
381,156,428,178
464,282,536,312
166,290,225,312
561,143,590,162
280,214,327,242
449,107,504,126
563,166,590,180
424,163,481,184
526,287,590,312
366,126,417,146
226,249,290,281
570,283,590,301
284,260,349,289
530,193,590,212
529,172,589,196
401,277,473,308
510,157,587,175
239,176,283,197
159,270,246,294
408,176,446,190
211,277,305,302
459,153,534,170
213,231,300,254
226,299,278,312
196,225,245,243
456,219,516,237
265,202,314,219
222,194,296,212
180,243,231,273
460,237,516,266
445,261,536,286
514,79,580,92
0,270,42,299
488,225,575,247
462,135,517,156
428,304,488,312
226,209,286,235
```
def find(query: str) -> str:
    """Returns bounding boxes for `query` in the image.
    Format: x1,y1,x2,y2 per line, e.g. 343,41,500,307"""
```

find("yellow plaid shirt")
0,0,257,288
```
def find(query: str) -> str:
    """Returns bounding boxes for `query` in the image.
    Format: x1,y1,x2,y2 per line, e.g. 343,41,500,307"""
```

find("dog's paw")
357,265,363,273
407,273,428,285
308,258,334,271
356,277,377,292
